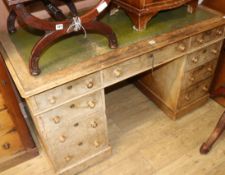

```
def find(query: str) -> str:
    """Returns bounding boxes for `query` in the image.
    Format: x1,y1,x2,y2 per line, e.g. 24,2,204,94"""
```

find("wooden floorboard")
1,84,225,175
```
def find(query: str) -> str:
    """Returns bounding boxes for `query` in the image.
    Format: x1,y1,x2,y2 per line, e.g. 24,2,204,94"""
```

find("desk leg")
200,111,225,154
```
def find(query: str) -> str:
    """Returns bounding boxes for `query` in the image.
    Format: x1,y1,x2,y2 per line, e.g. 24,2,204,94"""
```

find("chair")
6,0,118,76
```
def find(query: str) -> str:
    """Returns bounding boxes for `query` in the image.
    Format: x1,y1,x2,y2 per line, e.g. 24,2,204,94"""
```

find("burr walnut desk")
0,6,225,175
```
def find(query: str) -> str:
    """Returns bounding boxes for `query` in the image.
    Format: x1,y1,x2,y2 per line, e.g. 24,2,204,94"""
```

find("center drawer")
102,39,189,87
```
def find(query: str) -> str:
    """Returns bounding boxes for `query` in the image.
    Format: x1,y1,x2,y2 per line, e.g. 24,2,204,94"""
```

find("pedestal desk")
0,5,225,175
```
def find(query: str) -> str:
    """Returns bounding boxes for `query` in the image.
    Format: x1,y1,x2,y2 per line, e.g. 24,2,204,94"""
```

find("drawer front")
36,91,104,132
182,60,217,89
0,110,15,135
186,41,222,71
33,72,101,113
178,78,212,108
190,26,224,49
0,93,6,111
39,112,108,170
0,130,24,159
102,39,189,86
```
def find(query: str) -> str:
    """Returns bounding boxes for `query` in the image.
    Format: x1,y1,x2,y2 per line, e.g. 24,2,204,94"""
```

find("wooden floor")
1,84,225,175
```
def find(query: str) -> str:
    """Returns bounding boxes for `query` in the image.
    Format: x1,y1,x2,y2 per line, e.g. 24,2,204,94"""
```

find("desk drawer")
39,112,108,170
178,78,211,108
103,39,189,86
186,41,222,71
190,26,224,49
0,130,24,158
32,72,101,113
36,91,103,130
182,60,217,89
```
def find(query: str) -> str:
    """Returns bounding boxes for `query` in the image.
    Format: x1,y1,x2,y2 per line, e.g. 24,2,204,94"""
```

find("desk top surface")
0,5,224,98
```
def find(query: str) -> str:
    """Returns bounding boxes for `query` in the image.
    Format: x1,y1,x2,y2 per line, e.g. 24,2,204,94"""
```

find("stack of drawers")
27,72,110,174
136,25,225,119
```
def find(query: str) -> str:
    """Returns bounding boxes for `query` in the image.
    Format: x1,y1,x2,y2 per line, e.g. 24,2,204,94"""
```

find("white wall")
199,0,204,4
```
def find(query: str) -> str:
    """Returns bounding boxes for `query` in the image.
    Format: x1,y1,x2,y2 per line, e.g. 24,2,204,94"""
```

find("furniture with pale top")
112,0,198,31
0,5,225,175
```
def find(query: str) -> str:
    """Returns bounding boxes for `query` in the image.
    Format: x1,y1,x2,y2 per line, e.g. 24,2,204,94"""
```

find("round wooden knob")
216,29,223,36
70,104,75,109
86,80,94,89
202,86,208,92
52,116,61,124
74,122,79,127
189,76,195,82
211,49,218,55
90,121,98,128
113,68,122,77
185,95,190,101
197,38,204,44
94,140,100,148
88,100,96,108
59,135,66,143
67,85,73,90
207,67,213,72
192,57,199,64
64,155,72,162
78,142,83,146
2,143,10,150
177,44,186,52
48,96,56,104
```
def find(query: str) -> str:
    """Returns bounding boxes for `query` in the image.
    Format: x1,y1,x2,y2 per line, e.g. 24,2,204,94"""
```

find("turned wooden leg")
30,30,67,76
187,0,198,14
83,21,118,49
126,12,156,31
200,111,225,154
7,9,17,34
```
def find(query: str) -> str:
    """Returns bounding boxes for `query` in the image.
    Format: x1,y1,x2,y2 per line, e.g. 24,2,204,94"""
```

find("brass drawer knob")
64,155,73,162
113,68,122,77
202,86,208,92
48,96,56,104
86,80,94,89
211,49,218,55
216,29,223,36
207,67,213,73
78,142,83,146
185,95,190,101
2,143,10,150
67,85,73,90
94,140,100,148
90,121,98,128
70,104,76,109
59,135,67,143
197,37,204,44
177,43,186,52
52,116,61,124
88,100,96,109
189,76,195,82
192,57,199,64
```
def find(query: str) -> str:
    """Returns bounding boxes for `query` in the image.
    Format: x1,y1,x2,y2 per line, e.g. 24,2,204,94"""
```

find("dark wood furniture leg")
200,111,225,154
113,0,198,31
